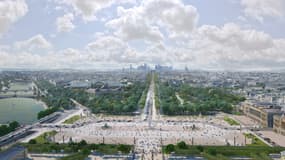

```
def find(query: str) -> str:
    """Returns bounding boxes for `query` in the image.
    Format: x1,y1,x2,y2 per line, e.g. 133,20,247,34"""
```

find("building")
67,80,91,88
241,102,283,128
137,63,150,72
273,115,285,136
155,64,173,72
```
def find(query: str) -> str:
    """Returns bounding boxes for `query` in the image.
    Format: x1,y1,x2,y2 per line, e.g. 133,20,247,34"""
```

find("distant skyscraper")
155,64,172,71
137,63,150,71
130,64,133,71
185,66,189,71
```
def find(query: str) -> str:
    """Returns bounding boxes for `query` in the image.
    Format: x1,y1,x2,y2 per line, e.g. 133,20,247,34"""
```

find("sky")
0,0,285,70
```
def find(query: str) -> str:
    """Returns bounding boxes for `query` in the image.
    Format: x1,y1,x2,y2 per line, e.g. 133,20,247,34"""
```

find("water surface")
0,98,45,124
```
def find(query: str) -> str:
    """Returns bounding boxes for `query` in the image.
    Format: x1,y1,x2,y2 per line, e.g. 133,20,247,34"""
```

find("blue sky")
0,0,285,70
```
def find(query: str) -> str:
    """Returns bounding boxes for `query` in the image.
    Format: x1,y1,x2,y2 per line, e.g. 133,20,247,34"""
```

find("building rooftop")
264,109,283,113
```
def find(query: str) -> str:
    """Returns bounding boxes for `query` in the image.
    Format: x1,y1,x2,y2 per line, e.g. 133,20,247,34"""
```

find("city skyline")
0,0,285,70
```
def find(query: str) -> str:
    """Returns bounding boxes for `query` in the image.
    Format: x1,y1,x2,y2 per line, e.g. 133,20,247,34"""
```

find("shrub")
165,144,175,153
207,148,217,155
177,141,187,149
196,145,204,152
118,144,131,153
79,140,87,146
28,139,37,144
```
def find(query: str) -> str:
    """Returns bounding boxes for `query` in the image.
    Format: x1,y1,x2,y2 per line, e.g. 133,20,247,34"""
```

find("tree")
118,144,131,153
9,121,19,129
79,140,87,146
207,148,217,155
165,144,175,153
0,121,20,137
196,146,204,152
81,148,91,155
37,107,58,119
28,139,37,144
177,141,187,149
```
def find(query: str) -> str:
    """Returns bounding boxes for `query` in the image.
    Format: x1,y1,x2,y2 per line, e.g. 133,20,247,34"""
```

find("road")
0,112,61,148
142,73,158,127
137,73,163,157
175,92,184,105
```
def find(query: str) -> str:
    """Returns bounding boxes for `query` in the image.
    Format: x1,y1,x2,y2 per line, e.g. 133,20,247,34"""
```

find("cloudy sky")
0,0,285,70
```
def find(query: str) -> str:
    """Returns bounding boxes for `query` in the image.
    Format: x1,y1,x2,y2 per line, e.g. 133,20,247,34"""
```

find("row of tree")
35,81,74,119
0,121,20,137
0,79,9,91
37,107,59,119
138,74,152,109
25,139,132,155
81,82,147,114
159,82,245,115
35,76,148,116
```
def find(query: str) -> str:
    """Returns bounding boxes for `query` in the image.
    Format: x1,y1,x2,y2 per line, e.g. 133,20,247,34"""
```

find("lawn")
63,115,81,124
34,130,57,144
138,90,147,109
244,133,268,146
224,116,240,126
22,142,132,155
163,144,285,160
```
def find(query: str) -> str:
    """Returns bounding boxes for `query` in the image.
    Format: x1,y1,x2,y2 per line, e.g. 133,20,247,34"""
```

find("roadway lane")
141,72,158,127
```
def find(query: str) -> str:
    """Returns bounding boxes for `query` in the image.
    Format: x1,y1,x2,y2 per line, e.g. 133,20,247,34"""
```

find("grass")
22,143,132,155
163,145,285,159
63,115,81,124
34,130,57,144
138,91,147,109
232,111,242,115
244,133,268,146
224,116,240,125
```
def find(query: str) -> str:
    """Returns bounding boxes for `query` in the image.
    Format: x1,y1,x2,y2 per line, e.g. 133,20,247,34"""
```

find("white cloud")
140,44,173,64
2,24,285,70
106,7,164,42
179,23,285,70
15,34,52,51
0,42,138,69
57,0,135,22
0,0,28,36
56,13,75,32
86,36,139,63
106,0,198,42
2,0,285,71
241,0,285,22
0,48,90,69
84,35,195,65
141,0,198,37
197,23,273,51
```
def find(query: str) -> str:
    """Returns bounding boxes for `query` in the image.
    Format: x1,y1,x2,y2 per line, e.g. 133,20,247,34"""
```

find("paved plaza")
52,120,246,153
